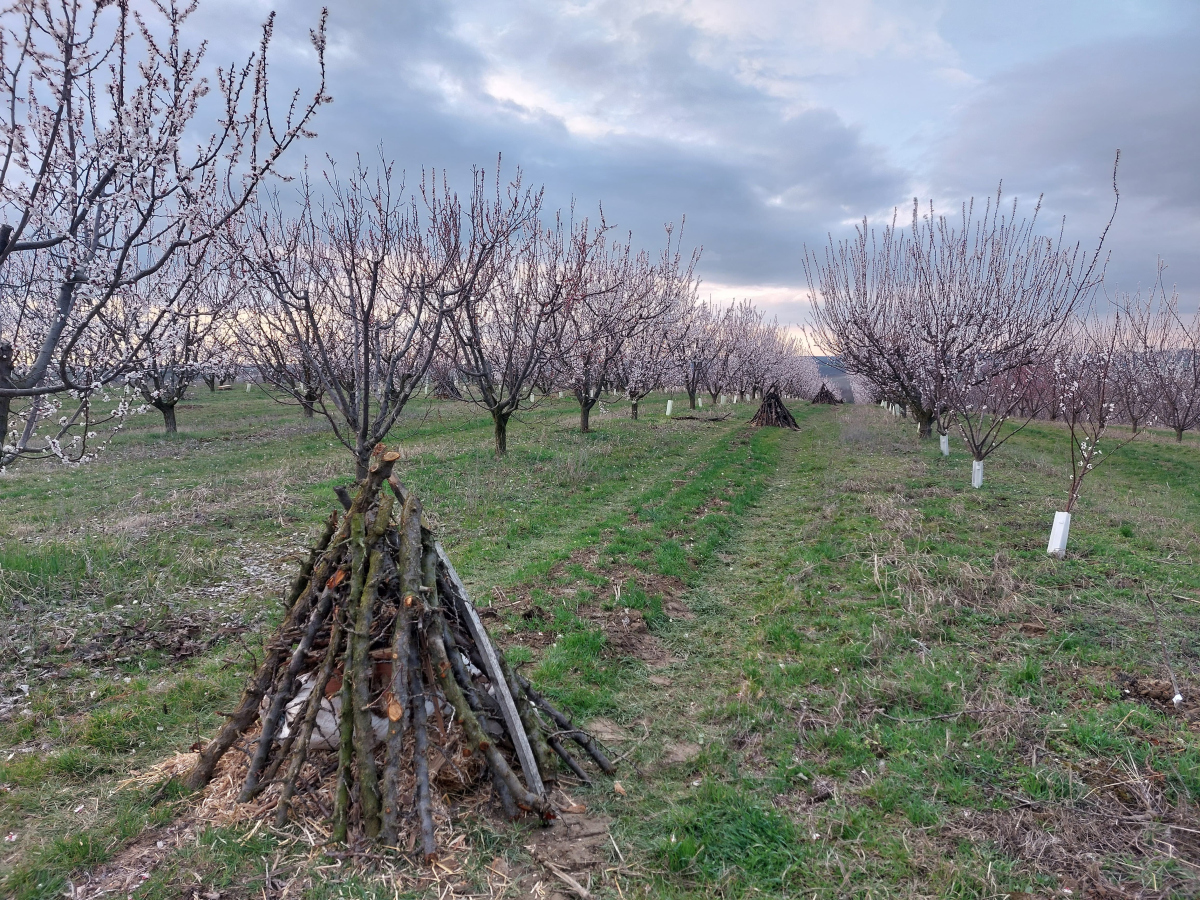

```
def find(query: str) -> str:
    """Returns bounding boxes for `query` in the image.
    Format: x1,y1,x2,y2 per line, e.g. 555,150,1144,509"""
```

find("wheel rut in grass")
486,417,785,671
614,403,1200,898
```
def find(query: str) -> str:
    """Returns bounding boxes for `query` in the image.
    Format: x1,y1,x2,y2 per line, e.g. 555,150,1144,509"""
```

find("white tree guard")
971,460,983,489
1046,511,1071,559
666,399,674,416
940,434,949,456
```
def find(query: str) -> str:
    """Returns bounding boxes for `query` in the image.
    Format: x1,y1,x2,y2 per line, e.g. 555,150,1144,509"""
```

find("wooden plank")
435,542,545,797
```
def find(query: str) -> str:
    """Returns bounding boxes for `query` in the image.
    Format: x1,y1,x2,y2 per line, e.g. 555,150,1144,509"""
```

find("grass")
1,389,1198,898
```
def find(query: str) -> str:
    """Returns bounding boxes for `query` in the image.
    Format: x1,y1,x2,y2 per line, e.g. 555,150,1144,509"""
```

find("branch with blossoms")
612,222,699,420
1058,311,1140,514
1121,263,1200,442
448,192,607,456
548,228,659,433
0,0,329,470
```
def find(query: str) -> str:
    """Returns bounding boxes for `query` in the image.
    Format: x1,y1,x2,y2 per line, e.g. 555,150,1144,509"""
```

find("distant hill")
808,356,856,402
813,356,844,378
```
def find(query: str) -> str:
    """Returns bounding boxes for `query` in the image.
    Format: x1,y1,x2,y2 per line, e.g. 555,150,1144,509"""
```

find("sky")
190,0,1199,326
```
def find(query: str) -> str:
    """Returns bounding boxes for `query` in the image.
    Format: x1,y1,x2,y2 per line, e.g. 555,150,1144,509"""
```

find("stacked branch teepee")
184,444,612,858
748,388,799,429
811,383,842,405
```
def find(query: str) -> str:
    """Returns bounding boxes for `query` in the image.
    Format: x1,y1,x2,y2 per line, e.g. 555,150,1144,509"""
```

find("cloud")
182,1,1200,321
932,32,1200,302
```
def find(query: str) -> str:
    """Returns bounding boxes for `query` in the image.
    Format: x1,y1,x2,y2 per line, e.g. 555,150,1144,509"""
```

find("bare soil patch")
492,548,691,667
587,606,674,667
1116,672,1200,723
71,818,200,900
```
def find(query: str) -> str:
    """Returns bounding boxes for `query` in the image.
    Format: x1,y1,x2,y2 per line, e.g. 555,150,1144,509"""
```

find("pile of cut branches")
749,388,799,429
184,445,612,858
811,383,842,405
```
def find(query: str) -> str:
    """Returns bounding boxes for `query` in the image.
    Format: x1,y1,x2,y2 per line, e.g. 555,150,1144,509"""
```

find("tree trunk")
630,400,638,420
160,403,178,434
204,374,217,392
580,402,592,433
0,341,13,448
687,390,697,410
1176,427,1184,442
0,393,10,450
301,395,316,418
493,411,510,457
916,410,933,438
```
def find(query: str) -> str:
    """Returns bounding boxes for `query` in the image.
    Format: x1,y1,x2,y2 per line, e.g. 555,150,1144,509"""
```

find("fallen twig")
610,723,651,764
545,862,592,899
874,707,1008,724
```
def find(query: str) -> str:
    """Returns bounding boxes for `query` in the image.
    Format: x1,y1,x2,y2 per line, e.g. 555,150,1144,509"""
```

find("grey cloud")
182,2,1200,322
933,32,1200,303
196,0,908,319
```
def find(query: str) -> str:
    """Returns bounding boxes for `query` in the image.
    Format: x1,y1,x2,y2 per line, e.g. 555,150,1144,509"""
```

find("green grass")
1,389,1198,898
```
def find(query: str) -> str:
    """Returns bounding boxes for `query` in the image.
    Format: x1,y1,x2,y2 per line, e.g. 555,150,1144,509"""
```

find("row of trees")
233,161,821,471
0,0,329,471
808,163,1200,551
0,1,824,475
3,146,824,473
810,166,1200,459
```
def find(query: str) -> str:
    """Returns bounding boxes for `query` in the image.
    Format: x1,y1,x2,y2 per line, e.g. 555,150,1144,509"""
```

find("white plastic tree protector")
698,398,703,408
1046,511,1071,558
558,391,564,398
666,399,674,416
971,460,983,488
940,434,950,456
